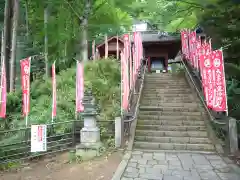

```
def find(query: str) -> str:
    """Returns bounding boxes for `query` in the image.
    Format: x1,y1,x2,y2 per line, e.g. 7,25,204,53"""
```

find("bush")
0,58,121,165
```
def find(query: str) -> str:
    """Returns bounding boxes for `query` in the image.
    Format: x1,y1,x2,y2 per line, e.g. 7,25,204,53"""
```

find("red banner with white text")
20,57,31,117
199,54,214,108
0,60,7,118
211,50,227,112
76,61,84,112
52,62,57,120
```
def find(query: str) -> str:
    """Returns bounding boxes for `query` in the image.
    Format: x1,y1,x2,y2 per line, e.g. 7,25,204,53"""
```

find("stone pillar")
76,90,103,160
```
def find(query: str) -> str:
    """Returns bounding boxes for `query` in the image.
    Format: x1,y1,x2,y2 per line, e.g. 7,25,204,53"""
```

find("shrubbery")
0,58,121,166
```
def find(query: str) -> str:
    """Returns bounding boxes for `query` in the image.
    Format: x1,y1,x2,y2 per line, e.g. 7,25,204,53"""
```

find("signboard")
31,125,47,152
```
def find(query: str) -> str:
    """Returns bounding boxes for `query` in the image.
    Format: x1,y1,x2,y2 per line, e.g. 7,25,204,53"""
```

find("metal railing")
180,55,239,154
123,58,147,136
0,119,114,170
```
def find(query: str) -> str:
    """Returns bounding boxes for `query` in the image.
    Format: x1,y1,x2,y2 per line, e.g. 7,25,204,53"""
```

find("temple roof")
130,31,180,43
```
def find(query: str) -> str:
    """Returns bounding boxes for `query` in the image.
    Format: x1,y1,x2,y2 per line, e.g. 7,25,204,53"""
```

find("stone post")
76,90,103,160
115,117,122,148
229,117,238,154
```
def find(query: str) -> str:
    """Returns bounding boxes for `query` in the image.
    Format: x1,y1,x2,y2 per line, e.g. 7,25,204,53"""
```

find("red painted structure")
96,36,124,59
140,32,181,72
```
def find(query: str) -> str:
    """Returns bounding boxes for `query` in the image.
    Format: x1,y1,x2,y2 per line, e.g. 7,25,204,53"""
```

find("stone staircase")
134,73,216,152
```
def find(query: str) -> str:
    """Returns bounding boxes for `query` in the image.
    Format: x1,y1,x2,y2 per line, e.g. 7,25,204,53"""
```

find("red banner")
133,32,142,82
76,61,84,112
199,54,214,108
189,31,197,67
181,30,188,58
0,60,7,118
121,51,129,111
52,62,57,119
20,57,31,116
195,37,202,70
211,50,227,112
123,34,132,89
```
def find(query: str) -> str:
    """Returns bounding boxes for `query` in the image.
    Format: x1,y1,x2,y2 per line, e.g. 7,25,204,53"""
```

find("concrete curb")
111,151,132,180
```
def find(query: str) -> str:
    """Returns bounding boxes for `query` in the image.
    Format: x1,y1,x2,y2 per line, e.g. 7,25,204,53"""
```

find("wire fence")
0,119,115,170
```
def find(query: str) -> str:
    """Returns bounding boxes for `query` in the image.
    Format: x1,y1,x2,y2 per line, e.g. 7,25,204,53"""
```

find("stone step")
138,114,205,121
136,125,206,131
142,92,192,96
140,102,202,108
144,82,188,86
137,119,205,126
141,99,198,103
140,102,200,108
142,89,192,94
141,96,197,100
139,110,205,116
135,136,212,144
145,76,185,80
133,142,215,151
135,130,208,137
142,92,197,98
139,106,202,112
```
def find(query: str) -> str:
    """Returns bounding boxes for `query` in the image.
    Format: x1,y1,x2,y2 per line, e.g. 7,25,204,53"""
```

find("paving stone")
157,160,168,165
145,167,162,174
126,167,139,173
193,164,213,171
132,151,143,155
199,171,221,180
120,152,240,180
217,172,240,180
139,173,163,180
222,157,234,164
147,160,158,165
153,153,166,160
205,154,223,160
163,175,183,180
171,170,191,177
138,164,152,168
168,165,183,170
128,162,137,168
132,155,142,160
192,155,210,165
183,175,201,180
121,177,134,180
153,164,168,172
138,159,148,165
139,167,146,173
168,160,182,166
123,172,139,178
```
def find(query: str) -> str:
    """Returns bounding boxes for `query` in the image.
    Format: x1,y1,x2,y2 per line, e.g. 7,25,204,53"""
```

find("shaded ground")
0,150,123,180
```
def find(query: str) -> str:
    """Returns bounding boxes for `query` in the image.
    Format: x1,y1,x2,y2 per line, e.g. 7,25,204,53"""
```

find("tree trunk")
44,6,49,77
9,0,19,92
3,0,12,92
80,0,91,62
25,0,29,41
81,18,88,62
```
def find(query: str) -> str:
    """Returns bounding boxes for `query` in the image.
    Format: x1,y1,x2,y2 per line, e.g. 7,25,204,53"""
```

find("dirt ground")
0,150,123,180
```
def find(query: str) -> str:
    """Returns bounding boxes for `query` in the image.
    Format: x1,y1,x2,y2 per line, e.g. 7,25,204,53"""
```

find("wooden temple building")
95,31,181,72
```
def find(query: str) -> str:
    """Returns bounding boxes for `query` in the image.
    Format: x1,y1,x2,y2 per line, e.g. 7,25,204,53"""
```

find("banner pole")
220,47,228,116
25,114,28,127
